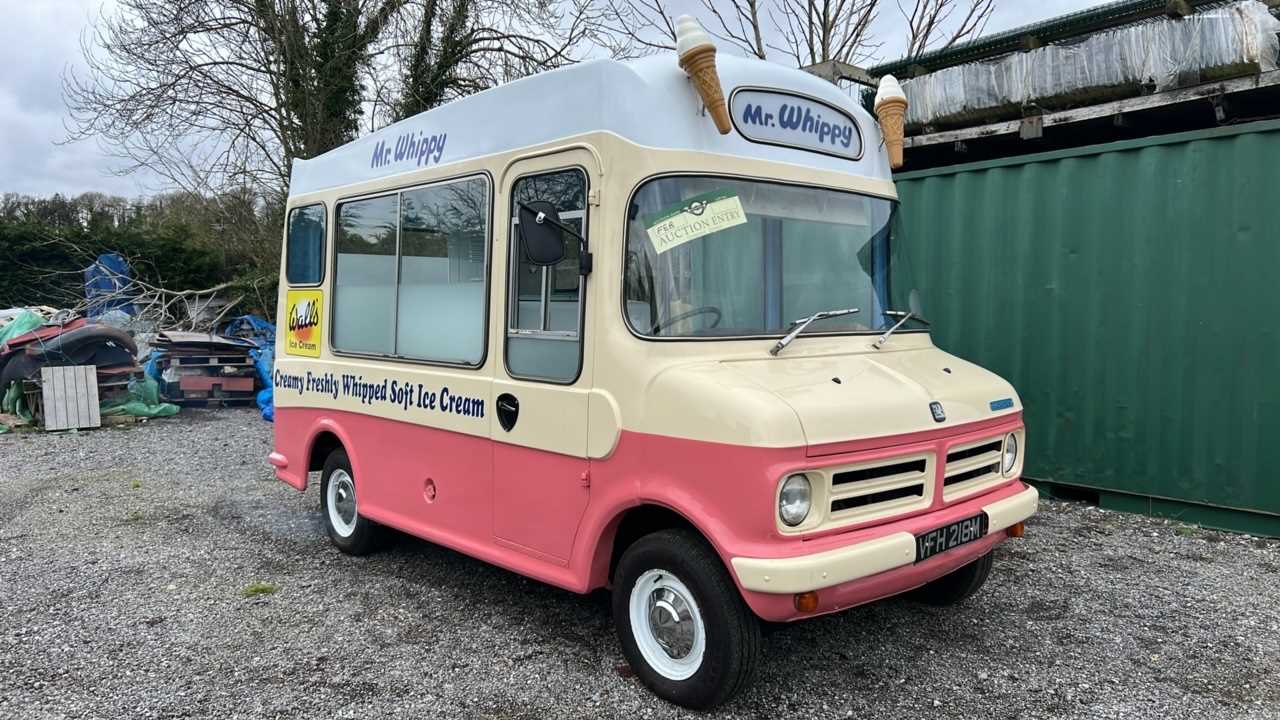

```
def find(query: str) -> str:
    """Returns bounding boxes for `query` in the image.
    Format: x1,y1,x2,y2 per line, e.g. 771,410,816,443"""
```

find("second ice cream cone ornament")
675,16,732,135
874,75,909,170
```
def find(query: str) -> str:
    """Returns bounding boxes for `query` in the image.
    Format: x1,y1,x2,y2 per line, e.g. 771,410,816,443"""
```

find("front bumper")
730,483,1038,619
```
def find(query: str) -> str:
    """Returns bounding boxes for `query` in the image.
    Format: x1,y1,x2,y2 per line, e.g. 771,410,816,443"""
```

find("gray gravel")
1,410,1277,719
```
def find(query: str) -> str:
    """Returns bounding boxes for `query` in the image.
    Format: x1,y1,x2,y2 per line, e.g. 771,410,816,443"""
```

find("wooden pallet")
166,355,254,368
40,366,100,431
173,397,256,408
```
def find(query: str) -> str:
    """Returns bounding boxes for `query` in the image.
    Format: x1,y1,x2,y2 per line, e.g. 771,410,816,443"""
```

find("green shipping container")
895,119,1280,536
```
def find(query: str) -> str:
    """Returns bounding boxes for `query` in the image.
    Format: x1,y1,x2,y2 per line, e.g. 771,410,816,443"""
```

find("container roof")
288,54,890,198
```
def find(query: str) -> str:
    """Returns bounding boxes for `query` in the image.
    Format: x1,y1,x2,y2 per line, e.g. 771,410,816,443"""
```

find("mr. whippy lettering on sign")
731,89,862,160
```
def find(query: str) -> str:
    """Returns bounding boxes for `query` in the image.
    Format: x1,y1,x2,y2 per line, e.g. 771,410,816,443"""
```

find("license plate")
915,513,988,562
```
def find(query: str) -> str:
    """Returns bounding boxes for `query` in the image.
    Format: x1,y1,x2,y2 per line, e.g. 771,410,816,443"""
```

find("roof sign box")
730,88,863,160
288,56,890,198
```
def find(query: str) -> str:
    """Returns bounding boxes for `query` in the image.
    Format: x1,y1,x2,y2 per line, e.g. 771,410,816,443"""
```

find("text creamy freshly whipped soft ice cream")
873,74,908,169
675,15,732,134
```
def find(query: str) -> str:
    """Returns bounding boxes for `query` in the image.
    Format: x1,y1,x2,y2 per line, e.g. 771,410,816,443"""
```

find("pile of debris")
0,308,175,432
1,254,279,433
151,332,258,408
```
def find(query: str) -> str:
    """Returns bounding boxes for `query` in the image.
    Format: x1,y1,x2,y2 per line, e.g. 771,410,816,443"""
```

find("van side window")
398,177,489,364
332,175,492,364
286,204,325,285
507,169,587,382
334,194,399,355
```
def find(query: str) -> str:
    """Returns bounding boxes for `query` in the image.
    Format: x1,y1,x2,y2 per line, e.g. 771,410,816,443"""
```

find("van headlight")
1002,433,1019,475
779,474,812,527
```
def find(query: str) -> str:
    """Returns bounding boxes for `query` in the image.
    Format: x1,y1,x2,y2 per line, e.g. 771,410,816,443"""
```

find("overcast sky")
0,0,1110,198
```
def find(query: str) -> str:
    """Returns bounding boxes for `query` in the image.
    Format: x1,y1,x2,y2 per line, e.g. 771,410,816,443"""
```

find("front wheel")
612,529,760,710
912,551,993,606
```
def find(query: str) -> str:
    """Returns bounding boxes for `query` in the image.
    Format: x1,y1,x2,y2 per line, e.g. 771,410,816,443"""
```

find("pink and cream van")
269,21,1038,709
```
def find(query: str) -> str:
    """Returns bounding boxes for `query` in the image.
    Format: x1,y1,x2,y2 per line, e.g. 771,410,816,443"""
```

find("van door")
491,152,595,565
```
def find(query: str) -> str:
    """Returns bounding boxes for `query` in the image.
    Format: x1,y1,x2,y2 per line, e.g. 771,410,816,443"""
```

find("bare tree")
899,0,994,58
387,0,602,120
699,0,769,59
597,0,679,56
597,0,996,69
770,0,881,67
65,0,598,203
64,0,403,203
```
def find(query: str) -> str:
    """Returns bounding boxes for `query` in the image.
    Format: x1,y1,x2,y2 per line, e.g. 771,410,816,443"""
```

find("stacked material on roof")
901,0,1280,129
152,332,257,408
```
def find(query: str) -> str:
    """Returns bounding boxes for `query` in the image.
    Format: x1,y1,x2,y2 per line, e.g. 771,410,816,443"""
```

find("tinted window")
286,204,325,285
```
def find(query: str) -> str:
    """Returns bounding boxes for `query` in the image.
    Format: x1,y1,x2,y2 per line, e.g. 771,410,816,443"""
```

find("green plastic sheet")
1,380,34,425
100,376,179,418
0,309,43,345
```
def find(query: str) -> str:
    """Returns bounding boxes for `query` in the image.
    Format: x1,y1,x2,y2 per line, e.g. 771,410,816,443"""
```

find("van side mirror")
517,201,592,274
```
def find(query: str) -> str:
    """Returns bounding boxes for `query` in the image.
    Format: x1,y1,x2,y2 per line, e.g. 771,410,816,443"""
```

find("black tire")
912,551,993,606
319,448,384,555
612,529,761,710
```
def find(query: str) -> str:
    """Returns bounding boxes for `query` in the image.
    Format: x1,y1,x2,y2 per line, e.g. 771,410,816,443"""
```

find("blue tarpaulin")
222,315,276,348
251,346,274,422
83,253,136,318
222,315,278,422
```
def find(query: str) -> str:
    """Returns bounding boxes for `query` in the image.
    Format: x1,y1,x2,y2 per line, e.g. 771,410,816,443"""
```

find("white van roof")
288,53,891,197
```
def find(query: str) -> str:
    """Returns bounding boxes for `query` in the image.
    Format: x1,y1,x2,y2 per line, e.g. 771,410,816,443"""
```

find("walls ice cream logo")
285,289,323,358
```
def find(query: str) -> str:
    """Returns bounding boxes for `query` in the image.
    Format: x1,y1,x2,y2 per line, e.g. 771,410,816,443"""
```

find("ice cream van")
268,16,1038,709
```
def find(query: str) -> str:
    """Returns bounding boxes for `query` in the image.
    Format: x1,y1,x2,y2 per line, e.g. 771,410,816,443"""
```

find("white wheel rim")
326,469,358,538
629,569,706,681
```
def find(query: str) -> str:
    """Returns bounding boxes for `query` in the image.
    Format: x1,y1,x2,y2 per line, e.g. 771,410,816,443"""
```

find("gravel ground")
1,410,1277,719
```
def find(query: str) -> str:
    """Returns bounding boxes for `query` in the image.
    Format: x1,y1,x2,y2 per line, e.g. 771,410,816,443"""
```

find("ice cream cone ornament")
675,15,732,135
874,74,908,169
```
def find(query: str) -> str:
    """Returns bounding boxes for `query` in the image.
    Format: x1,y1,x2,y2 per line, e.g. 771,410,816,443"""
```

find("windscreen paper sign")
731,89,862,160
645,190,748,254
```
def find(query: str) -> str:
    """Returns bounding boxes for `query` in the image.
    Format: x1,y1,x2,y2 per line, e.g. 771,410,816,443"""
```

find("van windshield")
624,176,924,338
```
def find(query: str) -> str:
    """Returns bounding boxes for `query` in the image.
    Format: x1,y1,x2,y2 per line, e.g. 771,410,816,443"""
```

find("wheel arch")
303,417,360,482
586,500,730,591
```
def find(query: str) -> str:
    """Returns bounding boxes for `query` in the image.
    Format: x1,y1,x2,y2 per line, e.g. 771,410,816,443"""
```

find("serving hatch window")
624,176,922,338
332,175,490,364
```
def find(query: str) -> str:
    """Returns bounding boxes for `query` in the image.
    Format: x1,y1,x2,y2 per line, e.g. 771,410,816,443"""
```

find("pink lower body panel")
270,405,1027,623
742,531,1006,622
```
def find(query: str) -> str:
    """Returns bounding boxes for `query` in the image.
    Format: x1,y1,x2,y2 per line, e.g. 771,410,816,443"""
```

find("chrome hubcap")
327,469,358,537
629,569,706,680
334,478,356,525
648,586,696,659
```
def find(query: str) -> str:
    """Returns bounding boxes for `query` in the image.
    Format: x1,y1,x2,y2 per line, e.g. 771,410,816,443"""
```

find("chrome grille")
825,453,934,525
942,437,1006,501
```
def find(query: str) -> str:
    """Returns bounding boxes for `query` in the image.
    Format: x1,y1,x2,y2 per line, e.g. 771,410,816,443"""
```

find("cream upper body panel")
274,52,1020,459
591,326,1022,451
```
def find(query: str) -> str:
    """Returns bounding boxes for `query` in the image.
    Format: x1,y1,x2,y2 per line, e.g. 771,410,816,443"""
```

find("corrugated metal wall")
896,120,1280,534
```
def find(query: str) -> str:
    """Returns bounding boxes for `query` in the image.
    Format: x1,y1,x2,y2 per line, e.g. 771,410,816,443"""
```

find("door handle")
496,393,519,432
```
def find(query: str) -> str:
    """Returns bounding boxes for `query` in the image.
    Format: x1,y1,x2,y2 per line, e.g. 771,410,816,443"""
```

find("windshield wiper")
873,309,930,349
769,307,860,356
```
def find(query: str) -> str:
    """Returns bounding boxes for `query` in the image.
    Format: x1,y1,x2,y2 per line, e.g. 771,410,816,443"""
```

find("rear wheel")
913,551,993,606
612,529,760,710
319,448,384,555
